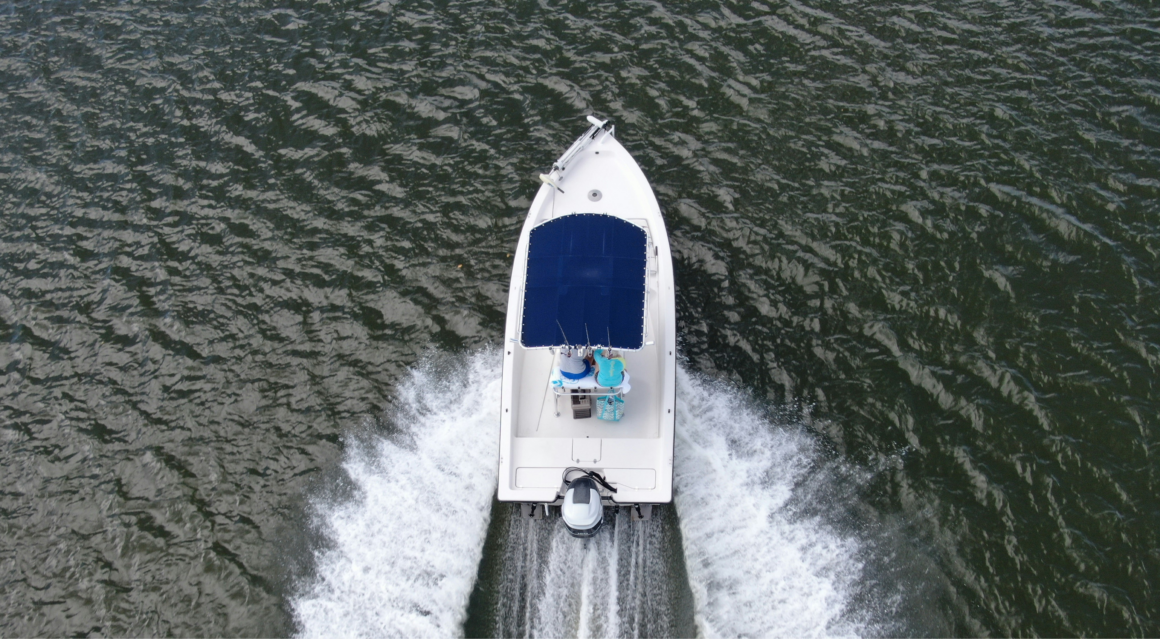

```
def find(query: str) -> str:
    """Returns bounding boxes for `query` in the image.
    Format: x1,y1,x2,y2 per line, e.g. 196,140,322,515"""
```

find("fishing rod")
556,319,572,352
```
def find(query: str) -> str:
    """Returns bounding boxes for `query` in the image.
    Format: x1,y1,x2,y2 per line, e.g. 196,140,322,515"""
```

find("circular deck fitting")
587,189,602,202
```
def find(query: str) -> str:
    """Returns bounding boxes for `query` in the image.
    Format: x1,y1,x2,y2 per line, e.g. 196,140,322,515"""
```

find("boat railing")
551,116,611,178
552,385,624,418
552,386,624,398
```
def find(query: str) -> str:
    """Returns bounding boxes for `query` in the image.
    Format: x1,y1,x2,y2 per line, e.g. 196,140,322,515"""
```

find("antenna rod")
556,319,571,350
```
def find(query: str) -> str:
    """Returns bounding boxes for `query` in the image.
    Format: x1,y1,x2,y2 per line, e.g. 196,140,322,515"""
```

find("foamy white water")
494,507,682,638
531,521,619,638
674,367,864,638
293,353,501,638
292,356,868,638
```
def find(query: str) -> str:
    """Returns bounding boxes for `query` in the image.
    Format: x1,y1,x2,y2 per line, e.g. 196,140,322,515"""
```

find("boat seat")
551,367,631,394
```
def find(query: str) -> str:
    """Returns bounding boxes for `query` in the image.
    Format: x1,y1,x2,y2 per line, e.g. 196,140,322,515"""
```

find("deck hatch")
572,438,602,463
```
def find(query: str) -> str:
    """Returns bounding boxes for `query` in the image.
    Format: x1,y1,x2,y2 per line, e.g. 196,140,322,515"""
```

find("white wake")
674,367,865,638
494,508,680,638
492,366,870,638
292,352,500,638
292,355,870,637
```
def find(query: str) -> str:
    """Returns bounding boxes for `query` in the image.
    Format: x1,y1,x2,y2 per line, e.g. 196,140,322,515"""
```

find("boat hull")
498,120,676,510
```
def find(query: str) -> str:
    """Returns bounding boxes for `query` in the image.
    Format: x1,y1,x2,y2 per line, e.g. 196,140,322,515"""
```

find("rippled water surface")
2,0,1158,636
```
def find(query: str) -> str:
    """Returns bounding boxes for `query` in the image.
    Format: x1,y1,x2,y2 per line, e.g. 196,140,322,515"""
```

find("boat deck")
515,344,661,440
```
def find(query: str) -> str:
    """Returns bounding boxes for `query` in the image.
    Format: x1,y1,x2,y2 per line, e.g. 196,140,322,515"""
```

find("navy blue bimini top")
520,213,647,350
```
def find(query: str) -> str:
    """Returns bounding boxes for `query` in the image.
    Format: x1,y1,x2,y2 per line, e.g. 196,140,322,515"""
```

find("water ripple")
2,0,1158,635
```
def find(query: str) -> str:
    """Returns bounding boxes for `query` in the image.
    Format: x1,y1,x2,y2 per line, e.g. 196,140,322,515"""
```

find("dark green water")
2,0,1158,636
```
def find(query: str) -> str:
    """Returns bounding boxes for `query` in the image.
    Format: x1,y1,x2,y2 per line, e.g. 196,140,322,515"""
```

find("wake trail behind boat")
292,354,877,637
292,353,500,638
674,367,868,638
492,506,689,638
484,366,875,638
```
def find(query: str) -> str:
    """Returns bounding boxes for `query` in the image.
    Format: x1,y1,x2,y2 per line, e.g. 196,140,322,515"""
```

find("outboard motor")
561,476,603,537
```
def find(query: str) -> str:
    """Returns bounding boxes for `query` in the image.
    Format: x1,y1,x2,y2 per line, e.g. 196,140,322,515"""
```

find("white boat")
498,116,676,536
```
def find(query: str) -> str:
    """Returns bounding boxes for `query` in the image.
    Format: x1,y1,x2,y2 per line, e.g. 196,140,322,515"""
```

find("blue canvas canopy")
520,213,647,350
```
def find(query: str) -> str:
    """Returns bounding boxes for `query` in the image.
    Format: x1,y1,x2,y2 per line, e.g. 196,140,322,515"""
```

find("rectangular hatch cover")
572,438,602,464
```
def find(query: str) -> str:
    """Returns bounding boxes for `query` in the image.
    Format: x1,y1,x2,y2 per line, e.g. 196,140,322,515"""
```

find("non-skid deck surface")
515,345,661,440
